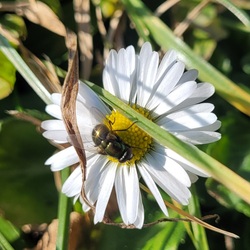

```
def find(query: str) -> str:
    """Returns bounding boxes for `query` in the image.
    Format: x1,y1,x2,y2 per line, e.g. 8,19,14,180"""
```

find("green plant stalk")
215,0,250,27
0,232,15,250
0,34,51,105
188,186,209,250
86,81,250,205
121,0,250,116
56,168,72,250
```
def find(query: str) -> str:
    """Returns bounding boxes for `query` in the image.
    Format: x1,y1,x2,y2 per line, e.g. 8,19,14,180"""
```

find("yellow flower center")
105,105,153,165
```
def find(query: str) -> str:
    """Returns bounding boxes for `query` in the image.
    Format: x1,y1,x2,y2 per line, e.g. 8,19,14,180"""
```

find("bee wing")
68,133,99,154
89,107,112,129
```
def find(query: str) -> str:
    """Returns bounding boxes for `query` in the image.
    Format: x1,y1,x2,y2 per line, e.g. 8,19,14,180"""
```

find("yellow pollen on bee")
105,105,153,165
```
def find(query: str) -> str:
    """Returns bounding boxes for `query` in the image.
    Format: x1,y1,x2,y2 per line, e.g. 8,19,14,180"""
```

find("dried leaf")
0,1,66,37
19,1,66,37
61,31,91,207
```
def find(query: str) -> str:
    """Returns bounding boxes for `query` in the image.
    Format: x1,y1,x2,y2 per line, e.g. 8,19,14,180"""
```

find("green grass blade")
215,0,250,27
0,34,51,105
0,217,21,250
86,81,250,205
0,232,15,250
188,186,209,250
121,0,250,116
56,168,72,250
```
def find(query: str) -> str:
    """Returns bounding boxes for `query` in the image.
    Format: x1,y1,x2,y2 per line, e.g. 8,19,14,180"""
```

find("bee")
68,108,134,163
92,123,133,163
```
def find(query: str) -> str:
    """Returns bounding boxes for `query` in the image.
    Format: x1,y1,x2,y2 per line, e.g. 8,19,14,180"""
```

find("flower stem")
56,168,72,250
0,232,15,250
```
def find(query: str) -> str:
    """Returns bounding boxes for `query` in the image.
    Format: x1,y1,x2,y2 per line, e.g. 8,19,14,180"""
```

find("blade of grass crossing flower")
121,0,250,116
85,81,250,205
0,34,51,104
56,167,72,250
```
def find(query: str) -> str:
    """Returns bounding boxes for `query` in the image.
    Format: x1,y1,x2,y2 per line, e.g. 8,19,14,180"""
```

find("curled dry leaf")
61,31,91,207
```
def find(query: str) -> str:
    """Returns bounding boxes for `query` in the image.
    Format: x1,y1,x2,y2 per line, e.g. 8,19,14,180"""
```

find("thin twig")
102,215,220,229
103,9,124,60
174,0,211,37
155,0,181,17
95,5,107,39
73,0,93,80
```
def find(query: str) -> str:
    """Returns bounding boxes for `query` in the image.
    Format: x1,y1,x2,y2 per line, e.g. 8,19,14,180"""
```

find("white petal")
51,93,61,105
159,103,215,122
78,81,110,115
126,166,140,223
85,155,109,204
115,167,128,224
138,164,168,217
177,69,198,85
187,172,199,183
76,103,94,128
160,113,218,132
140,42,153,57
149,147,191,187
45,146,79,171
176,131,221,144
194,120,221,132
42,130,68,143
41,120,65,131
45,104,62,119
146,61,185,110
166,149,209,177
156,50,178,82
133,192,144,229
62,166,82,197
125,45,136,76
73,193,81,204
137,51,159,107
103,50,120,97
124,46,137,103
81,199,91,212
190,82,215,101
115,47,136,102
136,43,154,106
153,81,197,117
94,163,117,224
170,83,215,112
116,49,130,100
144,153,191,205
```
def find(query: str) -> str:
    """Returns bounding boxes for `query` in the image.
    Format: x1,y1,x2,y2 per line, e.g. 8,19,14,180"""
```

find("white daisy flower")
41,42,221,229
